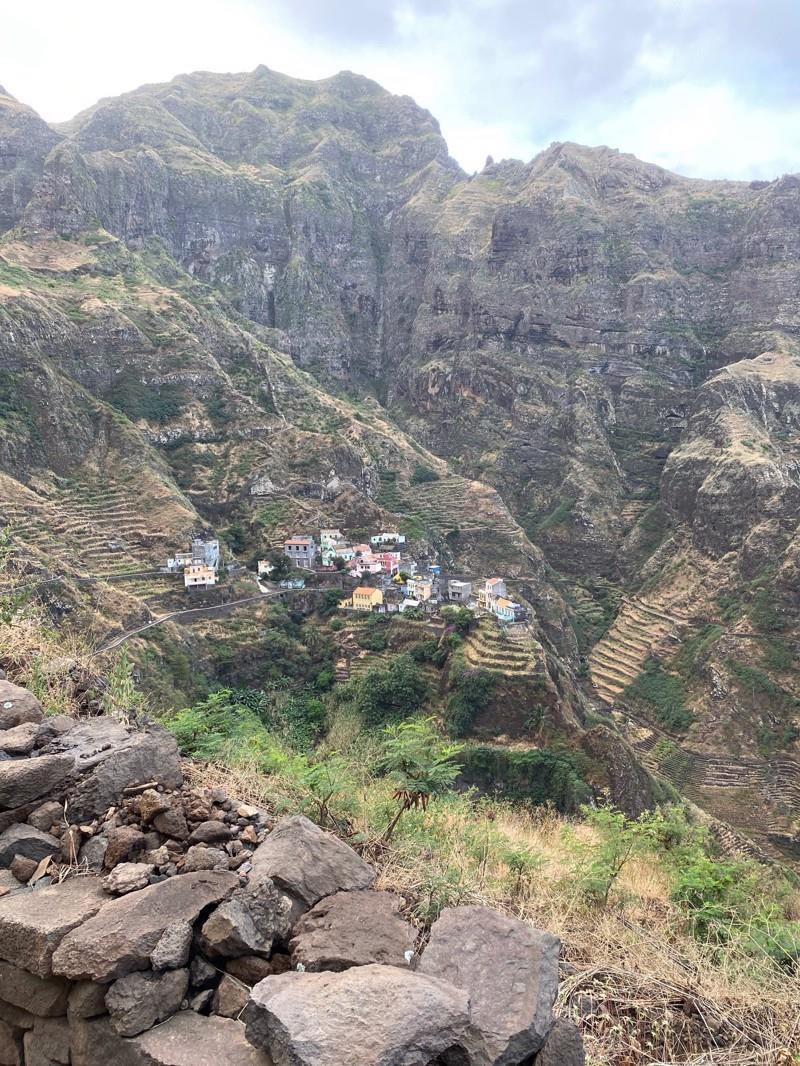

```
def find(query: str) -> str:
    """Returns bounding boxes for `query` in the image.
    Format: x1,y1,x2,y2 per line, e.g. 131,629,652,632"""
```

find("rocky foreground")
0,677,583,1066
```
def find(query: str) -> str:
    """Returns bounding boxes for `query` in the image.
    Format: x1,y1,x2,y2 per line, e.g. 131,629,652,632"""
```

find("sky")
2,0,799,179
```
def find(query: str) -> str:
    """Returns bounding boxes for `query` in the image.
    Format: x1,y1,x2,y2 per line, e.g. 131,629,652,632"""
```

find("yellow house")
352,586,384,611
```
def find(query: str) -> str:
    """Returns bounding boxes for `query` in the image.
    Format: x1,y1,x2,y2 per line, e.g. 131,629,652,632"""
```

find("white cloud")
1,0,798,180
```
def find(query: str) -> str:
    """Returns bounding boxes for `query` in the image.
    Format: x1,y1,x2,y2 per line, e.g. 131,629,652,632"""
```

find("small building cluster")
166,537,221,589
278,529,408,576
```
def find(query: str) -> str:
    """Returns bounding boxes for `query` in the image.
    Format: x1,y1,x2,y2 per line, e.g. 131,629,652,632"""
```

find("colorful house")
339,586,384,611
322,541,356,566
406,577,434,601
373,551,401,575
320,529,344,552
478,577,507,610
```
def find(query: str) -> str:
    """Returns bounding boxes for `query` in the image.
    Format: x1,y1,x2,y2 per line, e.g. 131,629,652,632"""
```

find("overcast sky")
3,0,799,179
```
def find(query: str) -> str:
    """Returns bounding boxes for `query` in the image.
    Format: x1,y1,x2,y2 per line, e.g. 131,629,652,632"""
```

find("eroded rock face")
52,871,239,981
245,964,471,1066
535,1018,586,1066
289,890,416,972
418,905,561,1065
250,815,375,908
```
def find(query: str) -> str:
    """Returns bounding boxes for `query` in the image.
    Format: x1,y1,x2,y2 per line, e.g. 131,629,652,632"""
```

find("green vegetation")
108,368,183,424
675,624,725,676
623,659,694,732
445,668,495,737
459,745,590,812
410,463,440,485
378,718,463,840
338,653,429,726
528,496,576,536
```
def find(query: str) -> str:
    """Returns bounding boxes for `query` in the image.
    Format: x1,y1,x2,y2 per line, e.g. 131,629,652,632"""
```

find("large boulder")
0,754,74,810
131,1011,273,1066
105,968,189,1037
245,964,470,1065
199,879,292,959
0,681,43,730
289,890,416,972
0,823,60,867
417,905,560,1065
0,875,108,978
535,1018,585,1066
52,870,239,982
47,721,182,823
250,815,375,908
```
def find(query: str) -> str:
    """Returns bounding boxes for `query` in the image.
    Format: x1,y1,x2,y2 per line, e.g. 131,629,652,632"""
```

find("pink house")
374,551,401,575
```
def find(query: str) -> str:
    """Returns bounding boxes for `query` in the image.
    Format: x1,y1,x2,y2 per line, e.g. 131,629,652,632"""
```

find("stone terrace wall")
0,678,584,1065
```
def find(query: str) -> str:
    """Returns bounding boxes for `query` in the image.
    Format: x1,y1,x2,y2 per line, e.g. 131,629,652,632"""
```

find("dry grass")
187,760,799,1066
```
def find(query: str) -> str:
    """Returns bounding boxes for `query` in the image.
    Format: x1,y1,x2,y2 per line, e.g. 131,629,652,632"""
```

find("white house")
184,563,218,588
370,532,406,547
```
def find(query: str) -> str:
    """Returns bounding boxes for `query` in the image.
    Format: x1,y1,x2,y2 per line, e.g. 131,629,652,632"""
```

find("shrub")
343,653,430,726
624,659,693,732
445,668,495,737
410,464,439,485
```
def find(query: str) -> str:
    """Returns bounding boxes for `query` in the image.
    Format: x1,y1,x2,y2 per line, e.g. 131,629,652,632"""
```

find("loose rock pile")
0,678,584,1065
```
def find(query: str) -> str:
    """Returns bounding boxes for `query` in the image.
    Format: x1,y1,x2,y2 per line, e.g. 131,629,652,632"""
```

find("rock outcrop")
0,682,582,1065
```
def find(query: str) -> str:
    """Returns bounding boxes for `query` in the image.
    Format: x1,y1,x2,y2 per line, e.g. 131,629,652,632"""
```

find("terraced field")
0,473,195,579
407,475,525,540
463,617,543,677
589,596,689,705
628,721,800,858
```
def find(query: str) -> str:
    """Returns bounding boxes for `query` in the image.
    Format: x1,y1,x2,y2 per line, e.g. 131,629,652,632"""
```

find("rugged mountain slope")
1,70,799,854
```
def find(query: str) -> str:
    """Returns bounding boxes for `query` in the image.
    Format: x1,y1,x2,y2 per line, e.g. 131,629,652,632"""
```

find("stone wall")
0,678,584,1065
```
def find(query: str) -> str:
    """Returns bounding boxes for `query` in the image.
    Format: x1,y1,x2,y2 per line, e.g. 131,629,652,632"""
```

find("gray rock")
105,967,189,1037
150,920,193,970
26,1016,69,1063
0,1016,23,1064
290,889,416,972
212,974,249,1019
250,815,375,908
0,823,60,868
0,681,43,730
152,802,189,841
67,981,108,1019
189,955,219,990
0,755,74,811
52,870,239,981
418,905,561,1065
0,720,40,754
189,988,214,1013
131,1011,272,1065
0,960,70,1017
102,862,154,895
55,724,182,824
199,879,292,959
103,826,145,868
138,788,170,823
78,834,107,872
245,964,471,1065
182,844,228,872
0,875,107,978
189,820,232,844
27,802,64,833
535,1018,585,1066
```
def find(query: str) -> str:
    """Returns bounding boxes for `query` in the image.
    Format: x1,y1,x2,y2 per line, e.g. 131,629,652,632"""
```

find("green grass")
624,660,694,732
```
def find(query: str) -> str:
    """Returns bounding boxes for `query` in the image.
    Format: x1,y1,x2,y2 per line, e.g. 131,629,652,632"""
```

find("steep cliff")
1,69,799,854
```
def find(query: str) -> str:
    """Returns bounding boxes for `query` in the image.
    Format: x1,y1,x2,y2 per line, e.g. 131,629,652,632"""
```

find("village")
163,527,529,627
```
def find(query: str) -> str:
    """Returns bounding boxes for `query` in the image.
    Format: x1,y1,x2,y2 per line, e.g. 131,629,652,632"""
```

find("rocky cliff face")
2,67,799,853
